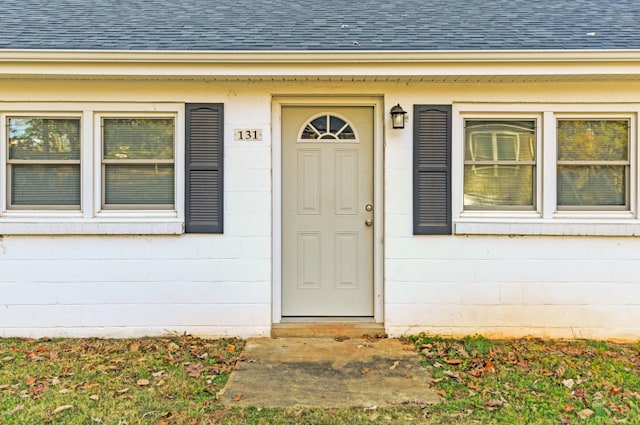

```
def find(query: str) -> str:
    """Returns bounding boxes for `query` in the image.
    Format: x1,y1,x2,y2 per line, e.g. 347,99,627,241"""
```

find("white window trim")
0,102,185,235
453,103,639,236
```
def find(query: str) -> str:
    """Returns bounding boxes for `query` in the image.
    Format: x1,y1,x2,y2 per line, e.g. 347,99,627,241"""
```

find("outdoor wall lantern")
390,103,407,129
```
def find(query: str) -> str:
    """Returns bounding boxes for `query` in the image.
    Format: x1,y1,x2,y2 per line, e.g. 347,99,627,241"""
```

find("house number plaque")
234,129,263,141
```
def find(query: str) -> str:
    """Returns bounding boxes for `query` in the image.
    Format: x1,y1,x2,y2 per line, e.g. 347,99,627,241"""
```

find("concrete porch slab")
220,337,440,408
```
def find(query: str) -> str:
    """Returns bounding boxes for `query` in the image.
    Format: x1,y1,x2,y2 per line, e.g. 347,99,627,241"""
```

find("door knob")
365,204,373,211
365,219,373,226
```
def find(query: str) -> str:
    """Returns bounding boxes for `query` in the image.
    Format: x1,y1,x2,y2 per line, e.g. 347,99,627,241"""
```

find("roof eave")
1,49,640,63
0,49,639,82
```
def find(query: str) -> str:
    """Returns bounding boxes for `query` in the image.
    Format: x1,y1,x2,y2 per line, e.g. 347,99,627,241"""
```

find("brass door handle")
365,219,373,227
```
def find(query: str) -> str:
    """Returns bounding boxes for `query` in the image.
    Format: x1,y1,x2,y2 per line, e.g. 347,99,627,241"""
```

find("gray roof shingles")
1,0,639,51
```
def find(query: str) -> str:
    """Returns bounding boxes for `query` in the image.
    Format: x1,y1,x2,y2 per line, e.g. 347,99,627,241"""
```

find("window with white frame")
451,105,638,235
557,119,629,210
0,103,223,235
463,119,537,209
101,117,175,210
7,116,81,209
0,104,193,235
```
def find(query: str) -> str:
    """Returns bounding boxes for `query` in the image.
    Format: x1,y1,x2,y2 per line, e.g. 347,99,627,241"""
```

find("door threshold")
272,319,385,338
280,316,375,323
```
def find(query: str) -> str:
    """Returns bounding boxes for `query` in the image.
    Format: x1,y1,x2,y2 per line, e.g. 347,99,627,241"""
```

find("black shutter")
185,103,224,233
413,105,452,235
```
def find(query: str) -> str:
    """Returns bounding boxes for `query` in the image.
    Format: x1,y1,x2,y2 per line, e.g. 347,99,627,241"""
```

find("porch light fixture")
390,103,407,129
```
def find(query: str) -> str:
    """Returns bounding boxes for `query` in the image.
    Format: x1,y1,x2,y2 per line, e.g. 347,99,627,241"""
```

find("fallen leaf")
361,368,371,374
445,358,462,365
53,405,73,414
89,394,99,401
226,344,235,352
136,379,150,386
485,399,504,408
562,378,575,389
25,377,36,386
572,389,585,398
334,336,350,342
7,404,24,416
563,404,575,412
608,385,623,395
83,382,100,389
576,377,588,385
116,388,130,394
152,370,165,378
185,363,205,377
167,342,180,352
2,356,14,362
577,408,595,419
232,393,243,401
364,405,378,411
437,389,446,398
609,403,631,414
443,370,463,381
389,361,400,370
129,342,139,352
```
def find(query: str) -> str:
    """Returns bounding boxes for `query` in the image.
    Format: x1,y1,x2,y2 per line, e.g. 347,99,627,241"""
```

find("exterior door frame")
272,96,384,323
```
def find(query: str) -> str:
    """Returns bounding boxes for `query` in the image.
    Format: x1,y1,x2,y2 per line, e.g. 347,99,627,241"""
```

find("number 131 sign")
234,129,263,141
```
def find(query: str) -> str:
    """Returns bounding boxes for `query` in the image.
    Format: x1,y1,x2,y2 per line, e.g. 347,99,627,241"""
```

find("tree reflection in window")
300,114,357,141
557,119,629,208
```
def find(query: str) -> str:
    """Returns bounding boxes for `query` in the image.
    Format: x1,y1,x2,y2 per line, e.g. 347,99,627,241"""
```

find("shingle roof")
1,0,639,51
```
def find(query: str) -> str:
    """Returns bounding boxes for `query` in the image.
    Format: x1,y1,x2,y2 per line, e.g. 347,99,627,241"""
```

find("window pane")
301,124,319,139
310,116,327,133
337,126,355,139
104,164,174,206
558,120,628,161
558,165,626,207
465,121,535,161
9,118,80,160
329,116,347,133
464,120,536,208
103,118,174,160
464,165,534,207
11,164,80,206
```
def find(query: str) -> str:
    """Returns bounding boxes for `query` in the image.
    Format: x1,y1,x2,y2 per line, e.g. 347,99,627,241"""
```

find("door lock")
365,204,373,211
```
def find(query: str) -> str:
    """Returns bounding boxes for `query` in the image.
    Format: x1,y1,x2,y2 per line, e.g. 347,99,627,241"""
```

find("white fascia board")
0,49,639,79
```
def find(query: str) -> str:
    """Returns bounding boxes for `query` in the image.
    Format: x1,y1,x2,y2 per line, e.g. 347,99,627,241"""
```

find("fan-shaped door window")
298,113,358,142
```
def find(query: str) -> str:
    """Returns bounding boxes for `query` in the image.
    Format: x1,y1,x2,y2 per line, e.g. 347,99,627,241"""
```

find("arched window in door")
298,113,359,142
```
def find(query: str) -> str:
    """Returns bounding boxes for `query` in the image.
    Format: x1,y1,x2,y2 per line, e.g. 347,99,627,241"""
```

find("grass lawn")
0,334,638,424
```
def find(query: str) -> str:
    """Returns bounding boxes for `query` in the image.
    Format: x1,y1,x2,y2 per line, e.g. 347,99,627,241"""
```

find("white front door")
282,106,374,316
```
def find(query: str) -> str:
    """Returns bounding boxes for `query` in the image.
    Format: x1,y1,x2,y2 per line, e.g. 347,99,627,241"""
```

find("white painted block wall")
0,79,639,340
0,82,275,338
384,81,640,340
